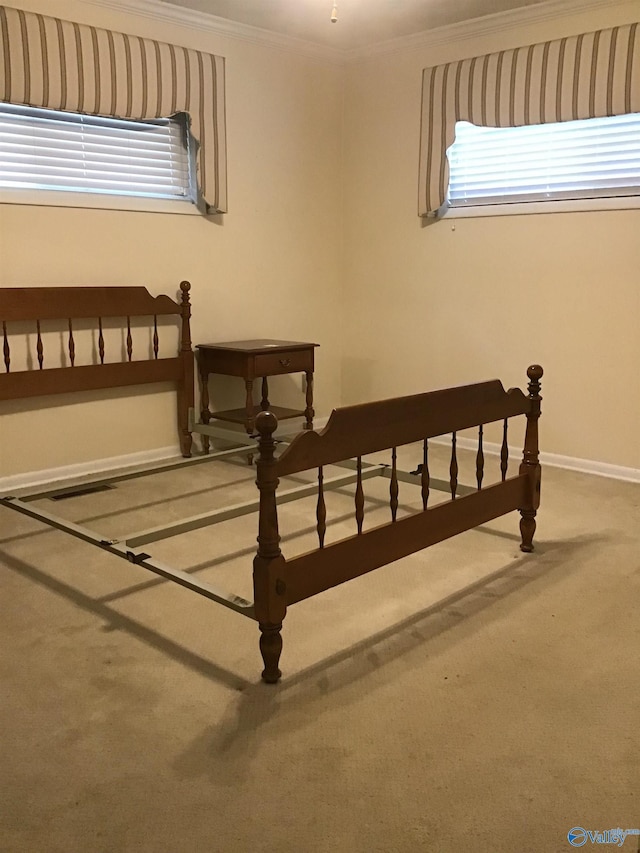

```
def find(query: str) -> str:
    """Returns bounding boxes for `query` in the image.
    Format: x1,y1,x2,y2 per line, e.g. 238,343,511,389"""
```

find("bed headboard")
0,281,195,457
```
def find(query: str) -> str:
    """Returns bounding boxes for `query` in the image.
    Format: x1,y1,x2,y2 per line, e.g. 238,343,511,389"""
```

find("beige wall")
0,0,344,477
342,0,640,471
2,0,640,479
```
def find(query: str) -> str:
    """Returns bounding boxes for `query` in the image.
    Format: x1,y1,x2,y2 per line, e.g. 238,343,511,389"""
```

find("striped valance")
418,22,640,217
0,4,227,212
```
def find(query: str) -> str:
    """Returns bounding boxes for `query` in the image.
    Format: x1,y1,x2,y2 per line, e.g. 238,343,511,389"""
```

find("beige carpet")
1,444,639,853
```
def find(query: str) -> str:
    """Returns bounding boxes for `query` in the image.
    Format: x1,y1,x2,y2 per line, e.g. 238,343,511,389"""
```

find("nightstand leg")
261,377,270,411
198,361,211,454
245,378,255,435
304,371,314,430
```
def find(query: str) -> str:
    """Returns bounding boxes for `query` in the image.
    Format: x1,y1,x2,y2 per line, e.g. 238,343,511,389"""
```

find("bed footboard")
252,365,543,683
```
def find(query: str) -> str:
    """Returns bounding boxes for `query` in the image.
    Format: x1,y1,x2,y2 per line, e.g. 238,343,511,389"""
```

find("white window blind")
0,103,194,202
447,113,640,208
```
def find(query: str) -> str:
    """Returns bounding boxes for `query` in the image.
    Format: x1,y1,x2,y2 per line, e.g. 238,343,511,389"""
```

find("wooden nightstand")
196,339,319,447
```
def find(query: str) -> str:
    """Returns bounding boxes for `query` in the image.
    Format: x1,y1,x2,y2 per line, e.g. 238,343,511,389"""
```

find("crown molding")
82,0,347,64
83,0,630,65
346,0,621,62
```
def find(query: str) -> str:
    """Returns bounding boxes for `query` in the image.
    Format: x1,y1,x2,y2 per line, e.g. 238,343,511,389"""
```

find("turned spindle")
449,431,458,500
126,316,133,362
390,447,399,522
68,319,75,367
476,424,484,490
316,466,326,548
36,320,44,369
421,439,430,509
355,456,364,534
500,419,509,481
153,315,159,359
3,321,10,373
304,371,314,430
98,317,105,364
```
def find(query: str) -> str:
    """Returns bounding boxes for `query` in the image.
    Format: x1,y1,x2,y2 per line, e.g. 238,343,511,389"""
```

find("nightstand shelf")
207,405,305,425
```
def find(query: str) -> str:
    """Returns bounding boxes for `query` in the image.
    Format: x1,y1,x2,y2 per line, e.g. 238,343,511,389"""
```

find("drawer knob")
279,358,291,367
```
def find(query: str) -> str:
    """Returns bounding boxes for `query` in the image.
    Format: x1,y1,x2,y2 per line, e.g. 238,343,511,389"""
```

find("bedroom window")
446,113,640,213
0,103,197,210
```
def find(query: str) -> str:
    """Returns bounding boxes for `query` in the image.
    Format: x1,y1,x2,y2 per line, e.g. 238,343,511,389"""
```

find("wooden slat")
0,287,180,322
282,475,529,605
276,381,530,476
0,358,181,401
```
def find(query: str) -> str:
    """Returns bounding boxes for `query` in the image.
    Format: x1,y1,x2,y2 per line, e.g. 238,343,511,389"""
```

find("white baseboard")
431,436,640,485
1,416,326,494
2,428,639,494
539,451,640,484
0,445,181,493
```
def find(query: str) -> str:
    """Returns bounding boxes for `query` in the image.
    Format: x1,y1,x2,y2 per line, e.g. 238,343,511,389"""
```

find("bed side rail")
282,477,528,605
275,378,530,477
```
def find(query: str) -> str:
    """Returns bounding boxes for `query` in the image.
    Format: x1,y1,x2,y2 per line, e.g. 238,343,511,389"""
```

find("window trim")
0,187,202,215
442,195,640,218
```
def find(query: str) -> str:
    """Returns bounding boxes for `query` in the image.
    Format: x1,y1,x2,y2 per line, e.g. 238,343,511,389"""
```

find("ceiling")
157,0,553,51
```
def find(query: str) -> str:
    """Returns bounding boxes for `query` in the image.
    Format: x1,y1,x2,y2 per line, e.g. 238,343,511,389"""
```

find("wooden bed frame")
252,366,543,682
0,284,542,685
0,282,195,457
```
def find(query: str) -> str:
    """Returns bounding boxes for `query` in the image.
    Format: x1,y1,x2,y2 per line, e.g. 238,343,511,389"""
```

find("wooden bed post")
253,411,287,683
519,364,543,552
178,281,195,457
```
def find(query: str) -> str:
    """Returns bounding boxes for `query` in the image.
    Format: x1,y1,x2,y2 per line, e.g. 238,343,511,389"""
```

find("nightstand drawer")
253,349,314,376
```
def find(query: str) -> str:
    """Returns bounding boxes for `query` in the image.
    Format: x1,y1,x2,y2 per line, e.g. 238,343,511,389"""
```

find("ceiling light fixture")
331,1,338,23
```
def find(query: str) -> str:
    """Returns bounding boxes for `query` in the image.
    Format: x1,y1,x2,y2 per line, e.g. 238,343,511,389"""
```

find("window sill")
0,189,201,215
443,196,640,218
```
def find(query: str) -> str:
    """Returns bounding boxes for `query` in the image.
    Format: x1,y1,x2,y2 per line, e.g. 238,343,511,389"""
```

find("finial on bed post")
253,411,286,684
519,364,543,553
177,281,194,458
